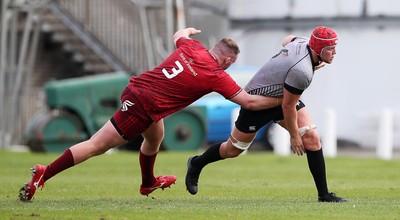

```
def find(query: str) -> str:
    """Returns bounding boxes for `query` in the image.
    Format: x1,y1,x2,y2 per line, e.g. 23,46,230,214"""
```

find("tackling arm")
229,90,282,111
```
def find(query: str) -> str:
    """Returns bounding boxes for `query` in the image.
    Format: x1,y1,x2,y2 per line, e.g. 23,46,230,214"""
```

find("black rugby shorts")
235,100,305,133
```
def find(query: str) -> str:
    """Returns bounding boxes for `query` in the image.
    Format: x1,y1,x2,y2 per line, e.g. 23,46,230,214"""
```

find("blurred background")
1,0,399,158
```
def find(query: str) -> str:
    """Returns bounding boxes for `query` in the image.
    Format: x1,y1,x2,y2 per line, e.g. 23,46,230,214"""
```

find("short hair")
216,38,240,55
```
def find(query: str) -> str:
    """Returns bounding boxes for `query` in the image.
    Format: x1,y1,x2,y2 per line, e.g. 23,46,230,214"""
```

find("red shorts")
111,87,153,140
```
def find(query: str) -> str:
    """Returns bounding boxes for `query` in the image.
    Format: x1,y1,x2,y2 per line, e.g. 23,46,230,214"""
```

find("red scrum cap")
309,26,338,55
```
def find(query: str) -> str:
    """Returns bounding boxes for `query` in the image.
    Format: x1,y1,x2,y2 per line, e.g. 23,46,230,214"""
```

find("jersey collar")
307,45,321,69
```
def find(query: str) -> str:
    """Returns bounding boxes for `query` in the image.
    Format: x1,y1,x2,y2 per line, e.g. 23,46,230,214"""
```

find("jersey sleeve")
283,37,313,94
176,37,193,48
212,71,242,99
284,82,304,95
284,69,310,94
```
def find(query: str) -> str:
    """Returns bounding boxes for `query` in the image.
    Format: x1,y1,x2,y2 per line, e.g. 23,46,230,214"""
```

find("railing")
0,0,185,147
52,0,176,75
0,0,47,147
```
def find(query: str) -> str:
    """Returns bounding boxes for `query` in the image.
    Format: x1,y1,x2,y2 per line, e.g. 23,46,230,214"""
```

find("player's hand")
315,62,326,70
187,27,201,36
290,136,305,156
173,28,201,45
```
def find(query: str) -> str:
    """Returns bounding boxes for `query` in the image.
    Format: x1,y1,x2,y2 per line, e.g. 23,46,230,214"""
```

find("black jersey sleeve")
284,82,304,95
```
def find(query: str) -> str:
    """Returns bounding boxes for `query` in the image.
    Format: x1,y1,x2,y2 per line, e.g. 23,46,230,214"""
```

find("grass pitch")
0,149,399,219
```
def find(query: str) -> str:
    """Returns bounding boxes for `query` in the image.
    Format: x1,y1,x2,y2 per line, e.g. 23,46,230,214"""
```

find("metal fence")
0,0,185,147
53,0,180,74
0,0,48,148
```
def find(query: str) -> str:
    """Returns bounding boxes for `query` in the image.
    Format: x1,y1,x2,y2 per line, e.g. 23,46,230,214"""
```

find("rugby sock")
139,150,157,187
44,148,75,182
306,148,329,197
191,142,224,170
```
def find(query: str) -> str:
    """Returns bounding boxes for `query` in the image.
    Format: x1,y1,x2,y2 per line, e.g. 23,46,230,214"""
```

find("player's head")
211,38,240,70
309,26,338,56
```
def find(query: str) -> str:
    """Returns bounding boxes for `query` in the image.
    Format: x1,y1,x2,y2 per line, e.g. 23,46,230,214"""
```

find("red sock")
139,151,157,187
43,148,75,182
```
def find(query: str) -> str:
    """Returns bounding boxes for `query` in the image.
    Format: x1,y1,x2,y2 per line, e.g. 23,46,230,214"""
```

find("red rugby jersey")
127,37,241,122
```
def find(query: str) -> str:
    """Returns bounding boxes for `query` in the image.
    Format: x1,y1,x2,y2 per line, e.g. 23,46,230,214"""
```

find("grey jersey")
245,37,316,98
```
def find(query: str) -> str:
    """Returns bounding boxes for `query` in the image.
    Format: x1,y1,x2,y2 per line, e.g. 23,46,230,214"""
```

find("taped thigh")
299,124,317,137
229,134,253,150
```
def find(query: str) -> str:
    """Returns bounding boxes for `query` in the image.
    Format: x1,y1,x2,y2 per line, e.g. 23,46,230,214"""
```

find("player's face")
320,45,336,64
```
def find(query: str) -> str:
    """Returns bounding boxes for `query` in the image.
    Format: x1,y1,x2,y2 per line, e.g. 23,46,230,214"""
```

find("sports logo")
149,182,165,191
249,126,256,131
121,100,135,112
33,174,43,189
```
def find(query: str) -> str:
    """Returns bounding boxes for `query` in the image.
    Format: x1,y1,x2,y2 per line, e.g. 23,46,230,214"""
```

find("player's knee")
220,141,244,158
302,129,321,151
299,124,317,137
147,137,163,147
224,134,252,157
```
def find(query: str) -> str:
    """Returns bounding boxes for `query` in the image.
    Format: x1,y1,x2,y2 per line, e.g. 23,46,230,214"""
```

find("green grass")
0,150,399,220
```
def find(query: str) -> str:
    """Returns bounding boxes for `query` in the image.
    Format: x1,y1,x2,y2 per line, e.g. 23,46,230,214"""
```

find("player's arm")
228,90,282,111
281,88,304,155
173,27,201,46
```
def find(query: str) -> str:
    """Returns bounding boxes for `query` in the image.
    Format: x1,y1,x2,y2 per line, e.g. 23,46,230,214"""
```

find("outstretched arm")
229,90,282,111
173,27,202,46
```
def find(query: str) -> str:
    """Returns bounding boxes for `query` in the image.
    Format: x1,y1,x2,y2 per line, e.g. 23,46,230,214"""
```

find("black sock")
191,142,224,170
306,148,329,197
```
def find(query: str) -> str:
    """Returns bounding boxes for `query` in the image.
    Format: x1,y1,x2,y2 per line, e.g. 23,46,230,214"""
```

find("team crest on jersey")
121,100,134,112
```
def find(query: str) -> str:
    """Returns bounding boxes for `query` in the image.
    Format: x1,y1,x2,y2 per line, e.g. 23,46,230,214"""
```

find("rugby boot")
19,164,46,202
140,175,177,196
318,192,348,202
185,156,201,195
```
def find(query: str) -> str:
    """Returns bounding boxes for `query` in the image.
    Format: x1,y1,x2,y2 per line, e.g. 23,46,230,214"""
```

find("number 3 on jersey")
162,61,184,79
